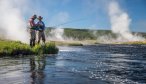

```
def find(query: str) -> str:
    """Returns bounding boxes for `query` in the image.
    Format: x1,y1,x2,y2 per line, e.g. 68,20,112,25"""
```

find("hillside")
45,27,146,40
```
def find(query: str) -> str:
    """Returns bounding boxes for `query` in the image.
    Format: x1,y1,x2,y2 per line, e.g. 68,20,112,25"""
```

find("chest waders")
30,28,36,47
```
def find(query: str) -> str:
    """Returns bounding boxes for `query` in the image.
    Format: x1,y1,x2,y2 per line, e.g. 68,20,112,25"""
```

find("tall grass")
33,42,59,54
0,41,59,56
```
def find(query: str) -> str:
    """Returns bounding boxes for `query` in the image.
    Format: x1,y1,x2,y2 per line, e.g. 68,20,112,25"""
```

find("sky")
24,0,146,32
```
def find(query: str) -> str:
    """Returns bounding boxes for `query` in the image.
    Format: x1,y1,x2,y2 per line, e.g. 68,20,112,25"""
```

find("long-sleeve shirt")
37,21,45,30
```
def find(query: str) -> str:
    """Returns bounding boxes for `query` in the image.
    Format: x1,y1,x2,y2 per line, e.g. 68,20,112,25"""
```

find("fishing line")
50,12,96,28
51,18,88,28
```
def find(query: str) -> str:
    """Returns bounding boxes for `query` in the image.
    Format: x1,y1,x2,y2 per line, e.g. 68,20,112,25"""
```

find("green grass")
0,41,59,56
33,42,59,54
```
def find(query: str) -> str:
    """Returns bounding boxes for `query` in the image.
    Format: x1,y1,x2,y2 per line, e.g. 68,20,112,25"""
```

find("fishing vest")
37,21,45,30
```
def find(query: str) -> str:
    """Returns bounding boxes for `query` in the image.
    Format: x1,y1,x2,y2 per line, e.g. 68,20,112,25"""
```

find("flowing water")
0,45,146,84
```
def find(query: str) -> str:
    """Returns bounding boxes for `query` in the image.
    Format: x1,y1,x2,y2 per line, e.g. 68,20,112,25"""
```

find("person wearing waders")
29,15,37,47
37,16,46,44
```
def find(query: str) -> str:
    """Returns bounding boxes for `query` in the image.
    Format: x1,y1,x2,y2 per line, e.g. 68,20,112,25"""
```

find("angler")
28,14,37,47
37,16,46,44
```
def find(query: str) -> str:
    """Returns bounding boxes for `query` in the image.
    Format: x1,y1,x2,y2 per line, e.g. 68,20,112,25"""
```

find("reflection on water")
0,45,146,84
30,56,46,84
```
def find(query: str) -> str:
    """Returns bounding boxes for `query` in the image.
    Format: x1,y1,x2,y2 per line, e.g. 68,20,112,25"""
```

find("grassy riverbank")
51,40,99,46
53,41,83,46
0,41,59,56
51,40,146,45
121,41,146,44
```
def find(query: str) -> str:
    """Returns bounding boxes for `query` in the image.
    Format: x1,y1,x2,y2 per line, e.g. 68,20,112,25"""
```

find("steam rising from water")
47,28,74,41
47,28,65,41
0,0,29,43
108,1,145,42
0,0,71,43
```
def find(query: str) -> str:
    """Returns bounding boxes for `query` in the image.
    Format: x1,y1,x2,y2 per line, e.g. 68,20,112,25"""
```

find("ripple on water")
0,45,146,84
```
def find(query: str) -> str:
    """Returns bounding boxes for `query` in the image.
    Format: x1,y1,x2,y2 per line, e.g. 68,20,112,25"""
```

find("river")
0,44,146,84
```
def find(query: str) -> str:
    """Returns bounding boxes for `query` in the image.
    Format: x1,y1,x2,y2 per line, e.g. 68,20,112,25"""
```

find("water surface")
0,44,146,84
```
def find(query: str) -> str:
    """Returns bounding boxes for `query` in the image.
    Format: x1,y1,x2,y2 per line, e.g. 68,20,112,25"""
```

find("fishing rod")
51,17,89,28
49,12,96,28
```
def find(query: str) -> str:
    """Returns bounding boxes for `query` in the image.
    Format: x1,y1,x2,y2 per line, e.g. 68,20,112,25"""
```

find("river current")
0,44,146,84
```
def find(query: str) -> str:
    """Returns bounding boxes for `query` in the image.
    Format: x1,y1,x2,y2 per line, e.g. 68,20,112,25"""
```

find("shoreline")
52,40,146,46
0,41,59,57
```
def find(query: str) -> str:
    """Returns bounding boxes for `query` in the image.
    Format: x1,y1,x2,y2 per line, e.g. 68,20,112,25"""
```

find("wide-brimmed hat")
38,16,43,19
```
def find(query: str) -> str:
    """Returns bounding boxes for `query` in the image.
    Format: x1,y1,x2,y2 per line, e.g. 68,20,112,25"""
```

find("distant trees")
64,28,96,40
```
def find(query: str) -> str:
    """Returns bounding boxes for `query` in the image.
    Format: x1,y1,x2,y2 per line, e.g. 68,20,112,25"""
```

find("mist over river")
0,45,146,84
